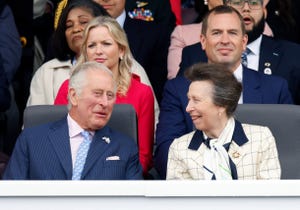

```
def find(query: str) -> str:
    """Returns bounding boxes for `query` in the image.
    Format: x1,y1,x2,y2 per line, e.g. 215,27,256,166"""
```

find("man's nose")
98,95,109,106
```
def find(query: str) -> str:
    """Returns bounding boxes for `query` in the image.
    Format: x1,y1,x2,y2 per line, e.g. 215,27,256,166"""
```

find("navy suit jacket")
178,35,300,104
259,35,300,104
3,117,143,180
124,16,170,103
0,5,22,82
155,45,293,179
0,53,10,112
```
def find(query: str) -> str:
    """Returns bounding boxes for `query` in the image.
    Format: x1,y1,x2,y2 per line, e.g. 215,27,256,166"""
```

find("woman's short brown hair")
185,62,242,116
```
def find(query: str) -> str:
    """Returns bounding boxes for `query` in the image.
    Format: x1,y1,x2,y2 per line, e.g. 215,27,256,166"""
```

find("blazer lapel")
229,120,249,166
48,118,73,179
259,35,282,75
242,67,263,103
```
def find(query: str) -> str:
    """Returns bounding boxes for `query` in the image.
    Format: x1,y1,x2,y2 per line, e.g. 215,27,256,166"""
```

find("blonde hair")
77,16,132,96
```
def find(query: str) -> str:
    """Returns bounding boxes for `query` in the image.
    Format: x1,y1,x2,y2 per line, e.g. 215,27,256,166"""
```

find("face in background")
200,12,248,71
65,7,95,57
93,0,125,18
86,26,124,76
69,69,116,131
186,80,226,137
226,0,266,32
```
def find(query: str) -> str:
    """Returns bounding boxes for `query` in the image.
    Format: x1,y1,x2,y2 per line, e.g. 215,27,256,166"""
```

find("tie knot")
81,131,91,141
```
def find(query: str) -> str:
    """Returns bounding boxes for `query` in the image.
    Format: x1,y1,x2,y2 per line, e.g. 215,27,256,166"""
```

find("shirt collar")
247,35,262,56
71,57,77,66
67,114,95,138
188,119,249,150
116,10,126,28
233,63,243,83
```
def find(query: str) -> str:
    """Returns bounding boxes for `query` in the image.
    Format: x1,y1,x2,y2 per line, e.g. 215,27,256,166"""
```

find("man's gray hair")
68,61,116,108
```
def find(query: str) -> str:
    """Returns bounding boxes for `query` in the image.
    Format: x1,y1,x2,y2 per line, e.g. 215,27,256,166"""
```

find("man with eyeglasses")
227,0,262,10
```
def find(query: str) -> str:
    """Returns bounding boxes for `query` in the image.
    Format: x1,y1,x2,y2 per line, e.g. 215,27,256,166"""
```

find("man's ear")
243,34,249,50
263,1,268,19
200,34,206,50
68,88,78,106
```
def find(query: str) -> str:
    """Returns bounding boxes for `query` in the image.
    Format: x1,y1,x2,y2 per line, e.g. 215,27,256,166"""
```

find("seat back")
23,104,138,143
235,104,300,179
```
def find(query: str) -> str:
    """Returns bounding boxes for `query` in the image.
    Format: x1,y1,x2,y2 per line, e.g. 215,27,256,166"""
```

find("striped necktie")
72,131,91,180
241,48,251,67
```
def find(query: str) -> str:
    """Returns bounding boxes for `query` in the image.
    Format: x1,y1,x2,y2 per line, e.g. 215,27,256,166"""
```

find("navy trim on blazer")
188,119,249,151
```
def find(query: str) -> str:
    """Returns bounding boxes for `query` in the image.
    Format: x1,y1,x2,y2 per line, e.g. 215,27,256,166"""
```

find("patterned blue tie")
72,131,91,180
241,48,251,67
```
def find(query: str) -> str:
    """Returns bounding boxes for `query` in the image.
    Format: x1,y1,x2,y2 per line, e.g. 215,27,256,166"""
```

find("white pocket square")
106,156,120,161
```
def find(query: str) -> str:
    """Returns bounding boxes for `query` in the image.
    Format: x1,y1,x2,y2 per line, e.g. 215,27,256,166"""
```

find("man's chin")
245,24,254,32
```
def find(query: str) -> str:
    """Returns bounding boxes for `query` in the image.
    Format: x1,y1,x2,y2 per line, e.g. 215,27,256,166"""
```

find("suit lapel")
228,120,249,166
242,67,263,103
259,35,282,75
81,126,111,179
229,142,245,166
48,118,73,179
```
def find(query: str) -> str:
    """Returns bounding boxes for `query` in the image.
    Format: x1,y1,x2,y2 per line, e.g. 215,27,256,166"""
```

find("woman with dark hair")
166,62,281,180
27,0,109,105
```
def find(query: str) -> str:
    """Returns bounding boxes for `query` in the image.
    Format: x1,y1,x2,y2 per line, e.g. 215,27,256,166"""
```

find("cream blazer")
27,58,72,106
167,123,281,180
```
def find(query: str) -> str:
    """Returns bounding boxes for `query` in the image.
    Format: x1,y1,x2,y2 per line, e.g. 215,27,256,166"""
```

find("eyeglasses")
226,0,263,10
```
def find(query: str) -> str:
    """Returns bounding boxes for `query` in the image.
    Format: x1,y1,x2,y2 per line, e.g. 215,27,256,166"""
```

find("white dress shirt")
116,10,126,28
247,35,262,71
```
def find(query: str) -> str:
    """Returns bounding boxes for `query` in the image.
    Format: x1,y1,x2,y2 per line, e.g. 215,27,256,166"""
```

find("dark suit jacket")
124,16,170,103
266,0,300,44
3,117,143,180
155,58,293,179
125,0,176,34
259,35,300,104
0,4,22,82
0,53,11,112
178,35,300,104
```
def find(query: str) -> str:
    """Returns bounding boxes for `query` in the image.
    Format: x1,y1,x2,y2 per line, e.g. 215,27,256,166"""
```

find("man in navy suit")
3,61,143,180
224,0,300,105
94,0,170,103
154,5,293,179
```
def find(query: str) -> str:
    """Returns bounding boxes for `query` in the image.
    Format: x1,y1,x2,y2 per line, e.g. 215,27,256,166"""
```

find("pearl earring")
204,0,208,5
